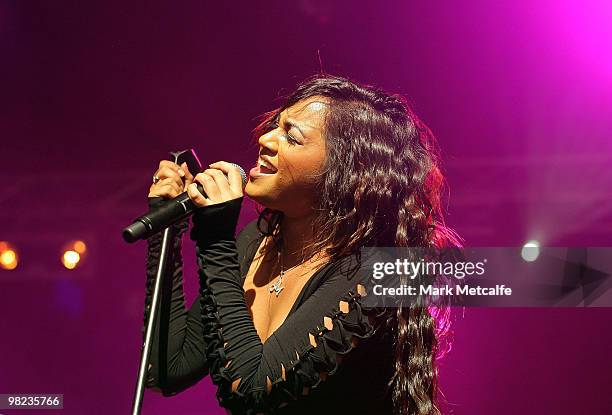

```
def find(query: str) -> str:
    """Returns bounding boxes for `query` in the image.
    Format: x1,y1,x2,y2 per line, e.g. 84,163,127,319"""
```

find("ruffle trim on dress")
199,280,384,414
143,217,189,389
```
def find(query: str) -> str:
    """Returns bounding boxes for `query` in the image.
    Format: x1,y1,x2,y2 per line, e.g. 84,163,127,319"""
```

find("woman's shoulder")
236,219,264,275
236,219,262,248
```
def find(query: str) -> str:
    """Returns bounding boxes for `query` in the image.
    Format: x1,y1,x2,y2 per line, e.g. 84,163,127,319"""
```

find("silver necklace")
268,244,299,297
268,269,285,297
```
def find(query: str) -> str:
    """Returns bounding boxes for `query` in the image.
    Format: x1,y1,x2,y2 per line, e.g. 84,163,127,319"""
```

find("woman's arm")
191,198,379,414
143,197,209,396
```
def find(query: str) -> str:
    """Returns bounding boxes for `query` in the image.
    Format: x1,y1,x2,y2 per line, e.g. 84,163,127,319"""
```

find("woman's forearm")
143,200,209,396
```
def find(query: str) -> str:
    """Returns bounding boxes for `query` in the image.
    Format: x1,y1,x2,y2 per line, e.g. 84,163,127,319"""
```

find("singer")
142,75,459,415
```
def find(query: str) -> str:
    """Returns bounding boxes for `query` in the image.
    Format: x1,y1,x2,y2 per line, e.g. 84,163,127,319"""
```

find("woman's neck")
278,213,318,266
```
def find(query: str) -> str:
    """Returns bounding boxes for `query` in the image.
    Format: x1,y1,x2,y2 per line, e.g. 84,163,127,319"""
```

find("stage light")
73,240,87,254
521,240,540,262
0,241,19,270
62,250,81,270
60,240,87,270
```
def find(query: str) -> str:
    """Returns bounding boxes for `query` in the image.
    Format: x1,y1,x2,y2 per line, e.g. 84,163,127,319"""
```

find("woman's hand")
187,161,244,207
148,160,194,199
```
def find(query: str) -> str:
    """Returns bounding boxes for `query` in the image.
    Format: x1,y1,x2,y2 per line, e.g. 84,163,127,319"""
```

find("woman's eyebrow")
274,112,307,138
283,118,306,138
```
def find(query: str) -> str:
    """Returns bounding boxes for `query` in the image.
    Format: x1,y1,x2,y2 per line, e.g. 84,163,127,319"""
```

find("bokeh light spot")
521,240,541,262
0,241,18,270
62,250,81,270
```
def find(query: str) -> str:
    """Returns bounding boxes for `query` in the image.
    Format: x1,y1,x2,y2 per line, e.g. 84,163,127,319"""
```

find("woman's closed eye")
270,120,301,145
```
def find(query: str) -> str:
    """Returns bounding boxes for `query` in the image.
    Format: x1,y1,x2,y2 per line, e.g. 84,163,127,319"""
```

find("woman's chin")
245,183,274,207
244,181,259,199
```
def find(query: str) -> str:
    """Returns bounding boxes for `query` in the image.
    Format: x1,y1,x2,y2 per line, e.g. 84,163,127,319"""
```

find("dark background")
1,1,611,414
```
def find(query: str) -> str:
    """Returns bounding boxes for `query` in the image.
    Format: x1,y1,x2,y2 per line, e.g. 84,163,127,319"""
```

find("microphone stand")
130,149,202,414
131,224,175,415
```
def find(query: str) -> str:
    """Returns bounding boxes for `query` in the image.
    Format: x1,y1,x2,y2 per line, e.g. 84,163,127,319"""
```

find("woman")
143,75,458,415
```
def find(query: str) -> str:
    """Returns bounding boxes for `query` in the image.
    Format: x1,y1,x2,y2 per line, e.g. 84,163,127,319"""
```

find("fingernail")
178,169,185,177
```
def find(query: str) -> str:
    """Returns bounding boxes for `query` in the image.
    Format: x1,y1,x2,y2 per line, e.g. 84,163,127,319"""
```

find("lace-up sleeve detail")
191,199,382,414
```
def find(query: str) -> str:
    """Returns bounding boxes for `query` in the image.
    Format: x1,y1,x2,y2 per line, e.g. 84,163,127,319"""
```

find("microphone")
122,163,247,243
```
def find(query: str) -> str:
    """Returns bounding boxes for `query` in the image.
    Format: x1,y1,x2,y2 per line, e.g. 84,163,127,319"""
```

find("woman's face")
245,96,328,218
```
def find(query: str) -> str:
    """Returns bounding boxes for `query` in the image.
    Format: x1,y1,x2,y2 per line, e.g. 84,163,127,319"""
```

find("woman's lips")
249,164,277,179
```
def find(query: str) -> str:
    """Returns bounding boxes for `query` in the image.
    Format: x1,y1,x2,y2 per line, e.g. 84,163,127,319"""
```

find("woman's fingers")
149,177,183,198
148,160,186,198
181,162,195,189
155,166,181,182
193,172,221,203
203,168,232,198
187,182,209,207
148,160,243,203
209,161,244,197
188,162,243,206
159,160,185,175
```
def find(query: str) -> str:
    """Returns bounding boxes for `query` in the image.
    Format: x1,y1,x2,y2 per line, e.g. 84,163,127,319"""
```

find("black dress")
143,197,396,415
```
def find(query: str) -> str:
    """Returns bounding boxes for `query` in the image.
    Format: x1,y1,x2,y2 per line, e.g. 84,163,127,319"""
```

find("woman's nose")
257,130,279,154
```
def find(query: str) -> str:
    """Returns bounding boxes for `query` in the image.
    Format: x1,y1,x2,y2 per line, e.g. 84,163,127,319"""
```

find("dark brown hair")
254,74,460,415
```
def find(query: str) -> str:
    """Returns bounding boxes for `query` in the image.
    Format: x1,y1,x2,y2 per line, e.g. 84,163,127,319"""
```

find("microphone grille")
230,163,248,187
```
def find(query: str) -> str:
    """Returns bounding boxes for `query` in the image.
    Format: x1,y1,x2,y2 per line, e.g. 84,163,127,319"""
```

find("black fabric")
144,197,209,395
144,197,396,414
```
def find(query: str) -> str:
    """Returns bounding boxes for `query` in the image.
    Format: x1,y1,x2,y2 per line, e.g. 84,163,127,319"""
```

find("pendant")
269,271,285,297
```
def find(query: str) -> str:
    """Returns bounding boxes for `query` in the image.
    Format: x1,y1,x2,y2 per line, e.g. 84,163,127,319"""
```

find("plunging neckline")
240,231,336,342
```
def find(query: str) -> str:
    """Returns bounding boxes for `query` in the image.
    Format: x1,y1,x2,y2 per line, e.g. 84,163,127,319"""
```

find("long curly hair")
253,75,460,415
